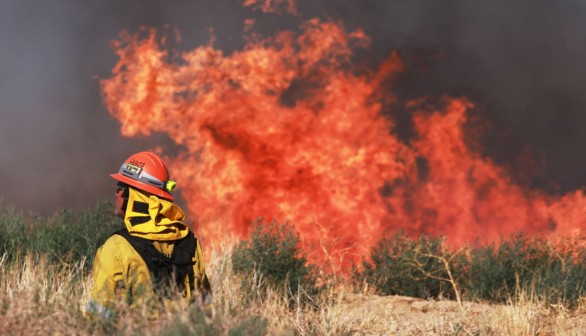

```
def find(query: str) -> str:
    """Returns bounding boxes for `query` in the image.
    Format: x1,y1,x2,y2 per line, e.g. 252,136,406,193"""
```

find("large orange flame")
101,19,586,273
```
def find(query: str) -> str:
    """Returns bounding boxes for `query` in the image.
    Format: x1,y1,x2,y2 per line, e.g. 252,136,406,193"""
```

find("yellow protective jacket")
86,188,211,320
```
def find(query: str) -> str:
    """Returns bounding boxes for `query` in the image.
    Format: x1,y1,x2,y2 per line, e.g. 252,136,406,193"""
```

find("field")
3,201,586,335
3,249,586,335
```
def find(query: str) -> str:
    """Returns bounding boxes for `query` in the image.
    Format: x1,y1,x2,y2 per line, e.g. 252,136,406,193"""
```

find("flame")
243,0,298,15
101,18,586,273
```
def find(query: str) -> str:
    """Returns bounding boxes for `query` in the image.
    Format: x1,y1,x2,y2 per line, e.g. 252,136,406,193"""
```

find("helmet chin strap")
117,182,130,213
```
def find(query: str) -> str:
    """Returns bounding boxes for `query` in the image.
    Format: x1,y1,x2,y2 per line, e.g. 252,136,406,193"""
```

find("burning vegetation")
100,5,586,275
5,1,586,335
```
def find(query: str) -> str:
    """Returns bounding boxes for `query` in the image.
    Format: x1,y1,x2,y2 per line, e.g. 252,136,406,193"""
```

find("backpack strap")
171,231,197,292
113,229,196,296
114,228,172,269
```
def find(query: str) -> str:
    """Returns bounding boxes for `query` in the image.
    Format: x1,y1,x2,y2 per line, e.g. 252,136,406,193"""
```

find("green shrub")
361,232,467,300
363,232,586,306
0,200,122,267
468,235,537,302
467,234,586,305
0,201,29,255
232,220,320,305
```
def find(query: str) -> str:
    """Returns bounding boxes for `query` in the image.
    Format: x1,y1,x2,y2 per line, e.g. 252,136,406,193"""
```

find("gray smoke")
298,1,586,191
1,0,585,214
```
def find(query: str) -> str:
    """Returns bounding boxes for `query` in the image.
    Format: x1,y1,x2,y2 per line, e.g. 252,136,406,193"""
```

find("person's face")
114,183,128,218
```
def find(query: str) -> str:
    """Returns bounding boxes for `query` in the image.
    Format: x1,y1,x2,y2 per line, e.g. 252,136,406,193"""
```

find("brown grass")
2,245,586,335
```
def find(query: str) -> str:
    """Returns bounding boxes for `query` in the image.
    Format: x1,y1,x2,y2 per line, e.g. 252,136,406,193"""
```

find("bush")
363,231,586,306
0,200,122,267
0,202,29,255
232,220,320,305
361,232,467,300
467,235,586,305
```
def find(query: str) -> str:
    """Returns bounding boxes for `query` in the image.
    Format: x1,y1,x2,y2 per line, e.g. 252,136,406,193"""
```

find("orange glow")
101,19,586,273
243,0,298,15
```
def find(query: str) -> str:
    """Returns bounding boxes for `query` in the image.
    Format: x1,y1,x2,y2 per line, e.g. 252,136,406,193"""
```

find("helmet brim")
110,173,175,201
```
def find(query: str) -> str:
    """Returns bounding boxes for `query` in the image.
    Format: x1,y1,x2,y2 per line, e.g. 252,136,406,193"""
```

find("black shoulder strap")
171,231,197,292
114,228,173,270
113,229,197,294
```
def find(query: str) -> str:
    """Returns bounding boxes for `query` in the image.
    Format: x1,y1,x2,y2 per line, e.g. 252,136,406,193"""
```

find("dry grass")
0,252,92,335
2,245,586,335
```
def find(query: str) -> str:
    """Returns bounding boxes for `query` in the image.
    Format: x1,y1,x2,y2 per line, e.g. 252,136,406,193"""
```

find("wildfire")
101,15,586,273
243,0,298,15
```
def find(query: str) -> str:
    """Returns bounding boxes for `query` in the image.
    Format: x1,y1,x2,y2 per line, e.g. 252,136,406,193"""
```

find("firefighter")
86,151,212,320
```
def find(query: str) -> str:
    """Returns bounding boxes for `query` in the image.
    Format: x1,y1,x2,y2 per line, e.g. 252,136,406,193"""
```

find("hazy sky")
2,0,586,214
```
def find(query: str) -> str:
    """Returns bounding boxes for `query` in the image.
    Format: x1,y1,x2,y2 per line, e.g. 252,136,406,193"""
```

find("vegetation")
468,234,586,305
3,199,586,334
0,200,120,266
362,232,466,301
362,231,586,307
231,220,320,306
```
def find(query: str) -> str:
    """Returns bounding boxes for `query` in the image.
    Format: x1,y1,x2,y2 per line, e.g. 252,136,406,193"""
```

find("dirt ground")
336,294,586,335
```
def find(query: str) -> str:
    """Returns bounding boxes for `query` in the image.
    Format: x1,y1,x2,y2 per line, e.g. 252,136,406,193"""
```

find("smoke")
0,0,247,213
300,1,586,191
2,0,586,215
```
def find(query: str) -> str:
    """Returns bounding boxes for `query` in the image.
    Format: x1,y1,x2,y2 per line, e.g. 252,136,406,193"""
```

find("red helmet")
110,152,176,200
